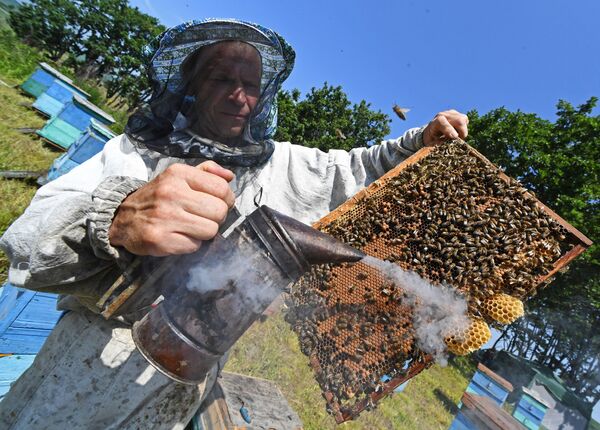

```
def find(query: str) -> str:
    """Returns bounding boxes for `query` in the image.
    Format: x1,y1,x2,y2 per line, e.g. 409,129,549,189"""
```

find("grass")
0,86,58,169
0,83,59,283
0,30,43,86
0,33,478,429
589,419,600,430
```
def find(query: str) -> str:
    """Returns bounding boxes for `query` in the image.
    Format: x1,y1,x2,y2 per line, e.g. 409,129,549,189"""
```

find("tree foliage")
469,97,600,403
274,83,391,151
9,0,164,109
9,0,79,61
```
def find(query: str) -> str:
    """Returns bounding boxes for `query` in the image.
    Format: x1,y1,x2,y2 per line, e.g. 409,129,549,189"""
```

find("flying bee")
335,128,347,140
392,104,410,120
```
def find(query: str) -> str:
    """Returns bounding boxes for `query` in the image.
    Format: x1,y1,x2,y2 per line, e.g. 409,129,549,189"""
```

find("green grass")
0,30,43,85
226,313,476,429
0,83,59,283
0,86,58,170
0,32,478,429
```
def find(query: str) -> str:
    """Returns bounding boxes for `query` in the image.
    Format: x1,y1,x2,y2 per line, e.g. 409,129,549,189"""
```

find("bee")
392,105,410,121
335,128,347,140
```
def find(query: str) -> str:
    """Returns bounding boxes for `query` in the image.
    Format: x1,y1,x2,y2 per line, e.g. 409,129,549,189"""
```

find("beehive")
286,140,591,423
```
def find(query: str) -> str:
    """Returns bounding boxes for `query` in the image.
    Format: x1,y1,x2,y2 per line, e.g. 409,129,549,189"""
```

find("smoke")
362,256,470,365
183,237,283,316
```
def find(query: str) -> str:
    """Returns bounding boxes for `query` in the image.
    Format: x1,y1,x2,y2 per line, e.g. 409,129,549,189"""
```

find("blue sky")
130,0,599,139
130,0,599,419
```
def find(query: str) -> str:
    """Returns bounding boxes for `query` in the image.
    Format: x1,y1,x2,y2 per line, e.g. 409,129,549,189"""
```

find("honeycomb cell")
482,293,524,324
444,318,492,355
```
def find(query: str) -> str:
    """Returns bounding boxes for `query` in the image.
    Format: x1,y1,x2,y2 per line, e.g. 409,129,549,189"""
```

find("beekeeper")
0,19,468,429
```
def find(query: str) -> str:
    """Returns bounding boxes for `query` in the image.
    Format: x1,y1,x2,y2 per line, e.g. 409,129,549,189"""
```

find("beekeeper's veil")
125,19,295,167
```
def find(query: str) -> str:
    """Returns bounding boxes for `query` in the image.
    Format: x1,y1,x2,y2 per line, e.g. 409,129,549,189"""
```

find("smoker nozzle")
253,206,365,280
272,209,365,265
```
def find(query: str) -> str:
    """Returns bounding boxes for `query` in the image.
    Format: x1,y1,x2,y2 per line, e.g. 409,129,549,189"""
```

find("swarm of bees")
286,140,585,422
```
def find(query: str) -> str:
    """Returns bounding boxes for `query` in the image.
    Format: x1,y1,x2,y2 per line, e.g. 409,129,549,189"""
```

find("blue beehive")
0,284,63,355
0,283,63,400
37,95,115,150
464,363,513,406
20,62,90,100
45,120,116,182
0,355,36,400
449,392,524,430
32,80,88,118
512,387,550,430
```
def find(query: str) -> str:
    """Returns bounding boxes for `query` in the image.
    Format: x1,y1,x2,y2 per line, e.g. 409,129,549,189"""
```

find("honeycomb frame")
287,141,592,424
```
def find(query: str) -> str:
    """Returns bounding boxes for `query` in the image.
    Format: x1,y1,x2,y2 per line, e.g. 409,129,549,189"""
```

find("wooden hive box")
193,372,303,430
20,62,90,99
465,363,514,406
450,392,524,430
286,141,592,423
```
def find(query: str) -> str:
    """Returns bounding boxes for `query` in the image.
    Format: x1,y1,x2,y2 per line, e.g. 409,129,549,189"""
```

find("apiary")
285,140,592,423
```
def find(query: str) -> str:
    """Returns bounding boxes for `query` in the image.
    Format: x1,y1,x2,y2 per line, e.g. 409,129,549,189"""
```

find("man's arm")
0,140,236,311
270,110,469,224
327,110,469,209
0,136,149,304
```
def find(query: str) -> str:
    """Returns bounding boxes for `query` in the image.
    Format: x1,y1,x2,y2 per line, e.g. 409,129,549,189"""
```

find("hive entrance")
286,141,591,423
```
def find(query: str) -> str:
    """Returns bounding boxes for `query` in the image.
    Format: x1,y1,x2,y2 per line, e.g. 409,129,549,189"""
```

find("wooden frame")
305,142,591,423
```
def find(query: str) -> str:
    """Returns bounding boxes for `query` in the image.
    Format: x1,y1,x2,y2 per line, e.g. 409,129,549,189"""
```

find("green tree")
72,0,163,82
9,0,163,110
274,83,391,151
469,97,600,403
9,0,80,61
102,5,163,108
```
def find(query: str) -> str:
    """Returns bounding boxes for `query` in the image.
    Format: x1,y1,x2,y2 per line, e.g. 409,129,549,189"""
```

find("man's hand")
109,161,235,256
422,109,469,146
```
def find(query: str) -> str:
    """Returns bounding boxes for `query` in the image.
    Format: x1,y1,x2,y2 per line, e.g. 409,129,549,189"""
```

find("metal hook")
253,186,263,207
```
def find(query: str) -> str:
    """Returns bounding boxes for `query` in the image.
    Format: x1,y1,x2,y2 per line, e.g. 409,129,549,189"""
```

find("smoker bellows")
286,140,592,423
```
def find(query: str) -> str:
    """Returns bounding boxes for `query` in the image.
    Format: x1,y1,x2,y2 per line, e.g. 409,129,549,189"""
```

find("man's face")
189,41,262,141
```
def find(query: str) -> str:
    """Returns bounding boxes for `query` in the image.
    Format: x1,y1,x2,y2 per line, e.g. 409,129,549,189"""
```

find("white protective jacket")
0,128,424,429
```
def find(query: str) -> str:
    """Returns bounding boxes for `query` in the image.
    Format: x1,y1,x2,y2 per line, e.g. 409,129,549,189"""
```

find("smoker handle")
219,206,242,235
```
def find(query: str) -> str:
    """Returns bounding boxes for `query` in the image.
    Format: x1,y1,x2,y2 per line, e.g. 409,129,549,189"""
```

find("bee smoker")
128,206,364,384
